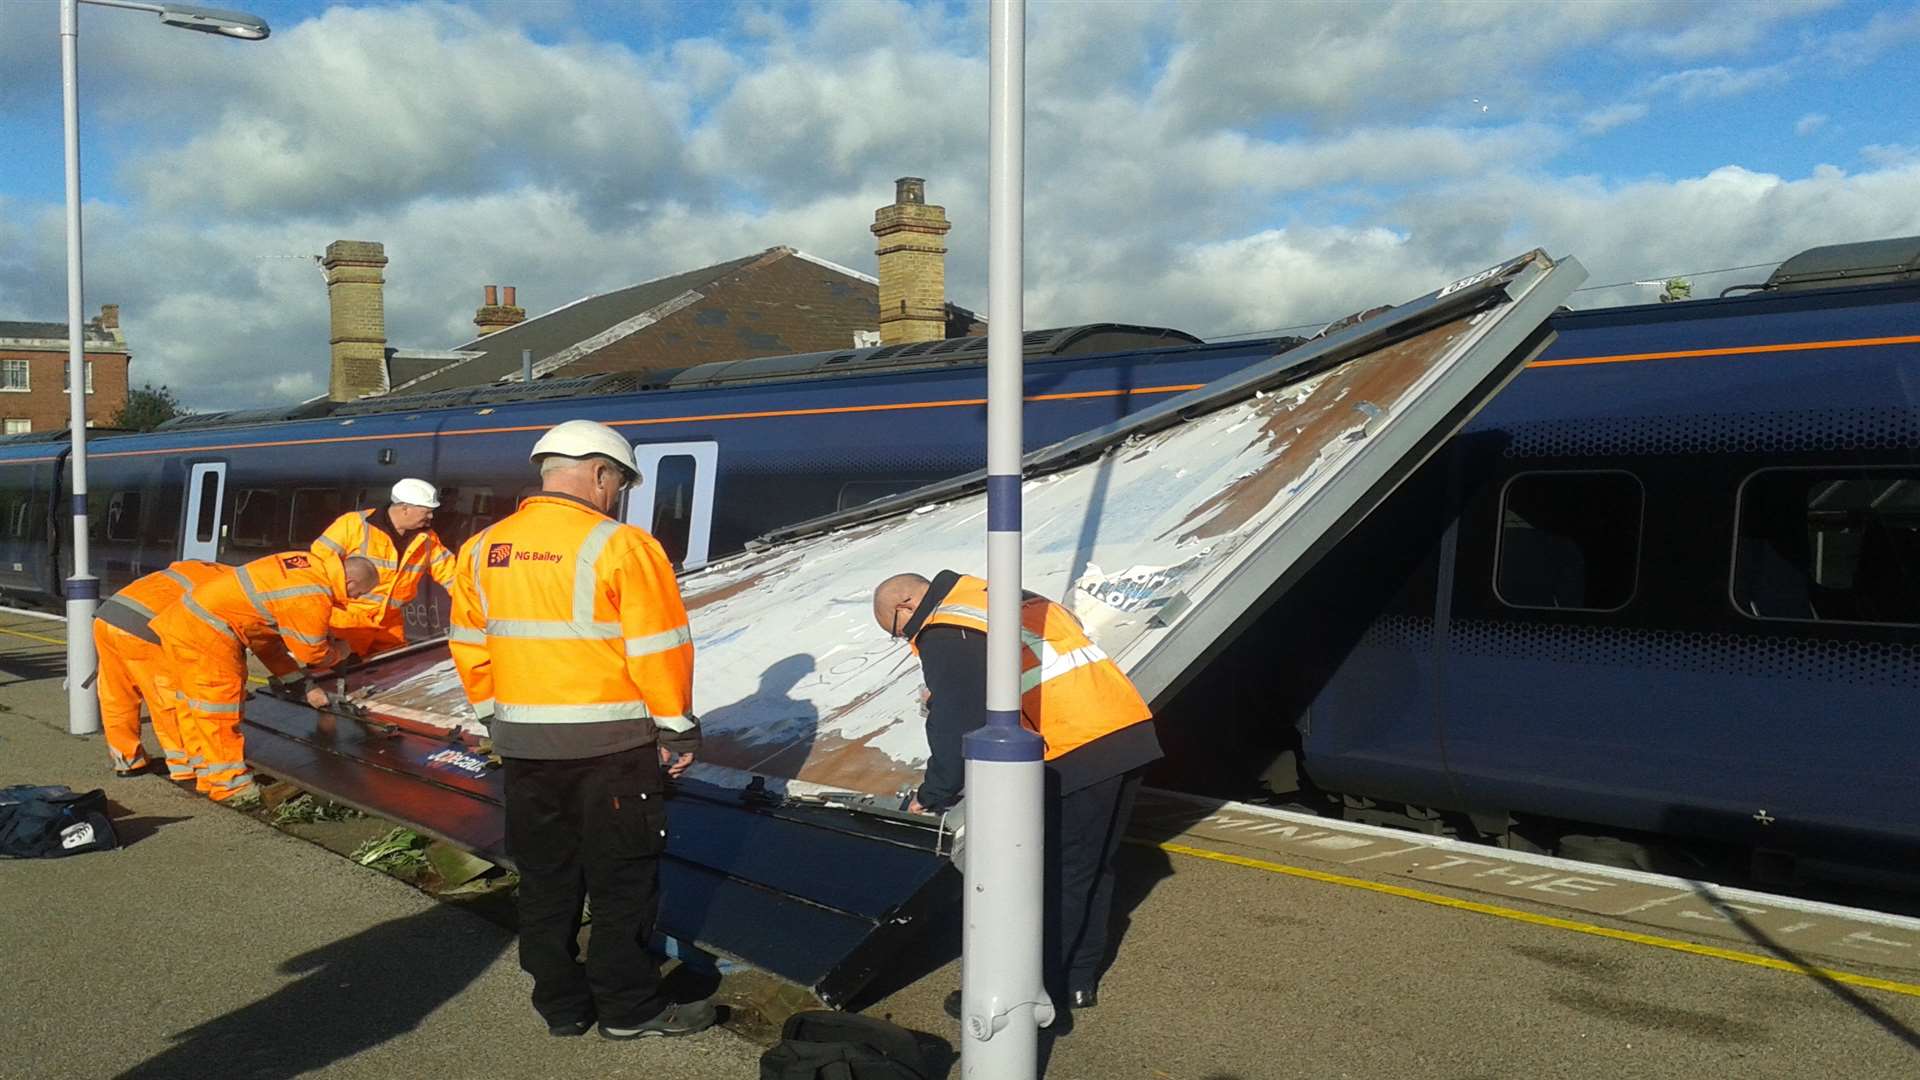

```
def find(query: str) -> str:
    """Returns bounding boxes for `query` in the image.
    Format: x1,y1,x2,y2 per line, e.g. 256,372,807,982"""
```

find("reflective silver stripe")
933,603,990,624
1018,640,1110,694
315,535,346,556
216,772,255,790
358,510,375,556
236,566,273,622
200,760,246,774
254,585,330,603
495,700,651,725
470,527,493,619
362,556,399,569
487,618,621,640
447,625,486,645
96,597,162,644
183,596,237,641
160,567,197,591
430,549,453,564
184,698,242,715
625,625,692,658
108,593,159,621
470,698,495,720
281,626,329,647
652,713,695,733
167,765,196,778
163,749,190,761
574,519,620,622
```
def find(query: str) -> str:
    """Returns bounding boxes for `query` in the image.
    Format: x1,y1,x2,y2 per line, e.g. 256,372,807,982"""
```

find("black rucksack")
0,785,119,858
759,1010,931,1080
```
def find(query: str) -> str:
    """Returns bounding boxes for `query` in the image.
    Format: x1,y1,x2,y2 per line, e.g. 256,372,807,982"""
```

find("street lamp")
59,0,269,737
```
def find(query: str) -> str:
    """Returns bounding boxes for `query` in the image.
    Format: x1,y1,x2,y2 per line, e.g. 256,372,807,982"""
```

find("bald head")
873,573,930,638
341,556,379,600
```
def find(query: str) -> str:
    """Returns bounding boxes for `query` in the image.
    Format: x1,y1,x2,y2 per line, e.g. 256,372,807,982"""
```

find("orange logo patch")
280,555,310,570
487,543,513,567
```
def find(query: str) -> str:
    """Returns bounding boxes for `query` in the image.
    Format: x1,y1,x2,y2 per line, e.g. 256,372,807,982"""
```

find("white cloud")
1625,0,1840,59
1795,113,1829,137
1861,144,1920,169
2,0,1918,411
1582,103,1650,135
1819,5,1920,65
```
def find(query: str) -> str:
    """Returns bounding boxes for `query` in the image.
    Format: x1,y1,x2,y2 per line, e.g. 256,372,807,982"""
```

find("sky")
0,0,1917,409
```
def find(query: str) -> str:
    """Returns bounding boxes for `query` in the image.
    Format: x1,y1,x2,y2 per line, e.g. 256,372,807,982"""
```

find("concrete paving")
6,609,1920,1079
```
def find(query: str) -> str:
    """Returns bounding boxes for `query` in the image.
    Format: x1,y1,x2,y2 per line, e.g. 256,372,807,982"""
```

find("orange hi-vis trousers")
92,620,192,780
160,633,255,802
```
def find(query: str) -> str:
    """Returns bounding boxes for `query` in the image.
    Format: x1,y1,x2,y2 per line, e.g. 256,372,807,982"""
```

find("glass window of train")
649,455,696,564
106,491,141,542
290,488,344,545
230,489,284,549
1731,467,1920,626
150,480,180,544
1493,470,1643,612
192,471,220,544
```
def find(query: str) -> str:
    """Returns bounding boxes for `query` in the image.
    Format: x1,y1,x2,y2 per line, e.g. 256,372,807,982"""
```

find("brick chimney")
871,177,951,345
322,240,389,401
473,284,526,336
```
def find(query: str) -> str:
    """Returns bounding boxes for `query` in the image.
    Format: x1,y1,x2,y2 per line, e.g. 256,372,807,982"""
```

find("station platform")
5,607,1918,1079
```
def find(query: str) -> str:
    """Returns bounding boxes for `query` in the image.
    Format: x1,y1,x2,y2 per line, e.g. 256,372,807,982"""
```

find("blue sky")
0,0,1917,407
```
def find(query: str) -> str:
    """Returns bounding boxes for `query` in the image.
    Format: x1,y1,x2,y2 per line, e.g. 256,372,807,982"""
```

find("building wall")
0,347,130,432
565,254,883,377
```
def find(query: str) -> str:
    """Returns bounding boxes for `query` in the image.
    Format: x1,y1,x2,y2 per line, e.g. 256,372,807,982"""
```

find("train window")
290,488,345,545
1732,467,1920,626
648,455,697,564
836,480,925,511
1494,471,1642,612
105,492,141,542
229,489,285,550
191,470,220,543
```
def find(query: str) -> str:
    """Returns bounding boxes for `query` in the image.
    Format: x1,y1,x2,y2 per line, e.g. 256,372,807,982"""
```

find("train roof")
152,322,1215,433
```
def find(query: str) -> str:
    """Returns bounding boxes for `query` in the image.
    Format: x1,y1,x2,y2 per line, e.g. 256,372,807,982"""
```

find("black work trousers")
1045,768,1143,997
503,745,669,1028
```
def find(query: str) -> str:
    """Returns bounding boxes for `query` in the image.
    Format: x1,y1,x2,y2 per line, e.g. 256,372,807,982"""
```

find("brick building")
361,178,980,397
0,305,131,433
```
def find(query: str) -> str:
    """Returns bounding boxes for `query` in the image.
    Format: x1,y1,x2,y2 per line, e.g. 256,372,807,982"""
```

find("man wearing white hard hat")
447,419,714,1040
309,477,457,658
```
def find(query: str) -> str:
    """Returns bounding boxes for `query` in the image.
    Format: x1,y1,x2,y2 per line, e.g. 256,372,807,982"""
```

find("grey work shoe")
599,999,718,1040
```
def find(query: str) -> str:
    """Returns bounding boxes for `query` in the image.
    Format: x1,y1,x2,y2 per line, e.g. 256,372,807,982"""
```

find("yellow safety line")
0,624,65,647
1151,839,1920,999
1,622,268,684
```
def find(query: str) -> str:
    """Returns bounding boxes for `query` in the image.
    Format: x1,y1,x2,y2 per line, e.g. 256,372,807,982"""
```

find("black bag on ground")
0,785,119,858
759,1010,930,1080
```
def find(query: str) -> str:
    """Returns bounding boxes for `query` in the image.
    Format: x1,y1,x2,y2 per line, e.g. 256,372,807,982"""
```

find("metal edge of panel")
745,251,1554,551
1126,255,1587,705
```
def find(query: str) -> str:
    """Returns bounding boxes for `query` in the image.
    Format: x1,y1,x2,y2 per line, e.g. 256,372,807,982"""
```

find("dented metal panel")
243,249,1580,1004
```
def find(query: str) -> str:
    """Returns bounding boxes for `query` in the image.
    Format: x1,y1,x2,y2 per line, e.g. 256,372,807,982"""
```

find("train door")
625,441,717,570
181,462,226,561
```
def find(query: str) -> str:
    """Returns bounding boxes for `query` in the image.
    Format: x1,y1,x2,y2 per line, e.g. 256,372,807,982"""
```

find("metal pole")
961,1,1050,1075
60,0,100,736
521,348,532,383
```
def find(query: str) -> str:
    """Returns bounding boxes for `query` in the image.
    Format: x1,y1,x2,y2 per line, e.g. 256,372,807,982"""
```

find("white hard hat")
390,478,441,509
530,419,638,478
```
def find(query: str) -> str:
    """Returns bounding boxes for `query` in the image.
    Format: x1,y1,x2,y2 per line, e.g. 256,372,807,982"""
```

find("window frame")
1728,463,1920,629
1491,467,1646,614
2,419,29,435
0,359,29,393
63,359,94,395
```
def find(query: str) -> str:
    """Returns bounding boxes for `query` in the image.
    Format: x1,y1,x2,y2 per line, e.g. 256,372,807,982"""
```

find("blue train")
3,237,1913,885
1157,239,1920,886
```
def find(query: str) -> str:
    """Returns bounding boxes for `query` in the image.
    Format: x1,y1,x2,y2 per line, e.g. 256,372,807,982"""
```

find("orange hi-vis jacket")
913,574,1152,761
150,551,345,683
312,508,455,631
94,560,234,648
448,493,696,761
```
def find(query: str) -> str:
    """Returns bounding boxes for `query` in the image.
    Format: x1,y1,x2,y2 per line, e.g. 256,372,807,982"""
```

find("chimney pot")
895,177,926,205
503,286,516,307
484,285,499,306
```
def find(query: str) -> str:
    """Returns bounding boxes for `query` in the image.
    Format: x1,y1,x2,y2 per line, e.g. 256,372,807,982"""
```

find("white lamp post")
59,0,268,736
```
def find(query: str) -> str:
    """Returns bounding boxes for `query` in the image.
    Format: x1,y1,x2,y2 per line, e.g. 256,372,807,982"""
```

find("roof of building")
396,250,779,393
0,320,118,347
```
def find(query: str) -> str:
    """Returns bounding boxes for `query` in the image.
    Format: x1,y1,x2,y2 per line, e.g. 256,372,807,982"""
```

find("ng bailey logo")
487,543,513,567
425,748,491,777
280,555,311,570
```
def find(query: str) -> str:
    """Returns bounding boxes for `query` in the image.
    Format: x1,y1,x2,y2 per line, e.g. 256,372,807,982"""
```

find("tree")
113,383,190,431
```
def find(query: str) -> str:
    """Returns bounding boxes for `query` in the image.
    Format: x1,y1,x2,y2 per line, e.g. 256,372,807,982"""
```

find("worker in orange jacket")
152,552,377,806
449,419,713,1040
311,478,456,658
874,570,1161,1014
91,560,235,780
